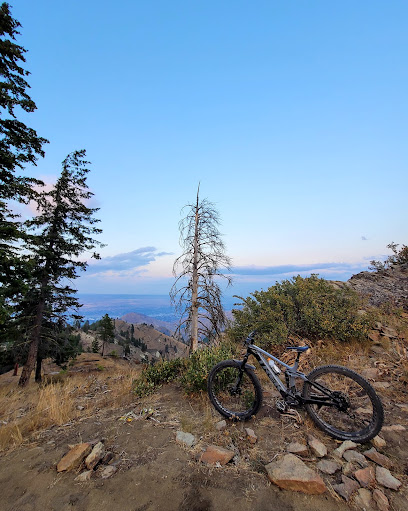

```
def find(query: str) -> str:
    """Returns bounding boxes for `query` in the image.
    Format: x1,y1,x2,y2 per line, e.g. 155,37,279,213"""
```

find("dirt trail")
1,378,407,511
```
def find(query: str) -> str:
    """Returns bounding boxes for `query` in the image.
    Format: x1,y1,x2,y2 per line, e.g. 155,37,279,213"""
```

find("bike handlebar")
244,330,257,345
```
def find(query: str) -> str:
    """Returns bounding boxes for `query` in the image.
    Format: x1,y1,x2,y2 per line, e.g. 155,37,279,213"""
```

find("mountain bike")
207,331,384,443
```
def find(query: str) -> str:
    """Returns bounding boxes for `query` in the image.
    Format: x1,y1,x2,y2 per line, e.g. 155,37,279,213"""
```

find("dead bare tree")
170,187,232,353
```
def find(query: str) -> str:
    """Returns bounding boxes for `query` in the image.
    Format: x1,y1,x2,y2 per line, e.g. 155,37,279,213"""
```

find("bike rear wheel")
207,360,263,420
302,365,384,443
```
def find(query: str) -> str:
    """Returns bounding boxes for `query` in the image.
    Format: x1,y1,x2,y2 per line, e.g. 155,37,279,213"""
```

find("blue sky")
11,0,408,295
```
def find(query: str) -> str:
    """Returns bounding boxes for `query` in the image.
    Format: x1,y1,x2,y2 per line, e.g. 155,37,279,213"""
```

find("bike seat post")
293,351,302,370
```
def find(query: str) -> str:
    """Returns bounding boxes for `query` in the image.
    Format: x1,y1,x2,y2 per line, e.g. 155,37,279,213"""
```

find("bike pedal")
276,400,288,413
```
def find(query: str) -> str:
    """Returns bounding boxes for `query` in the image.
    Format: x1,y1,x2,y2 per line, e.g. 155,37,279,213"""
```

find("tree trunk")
35,355,42,383
13,363,18,376
19,296,45,387
190,191,200,354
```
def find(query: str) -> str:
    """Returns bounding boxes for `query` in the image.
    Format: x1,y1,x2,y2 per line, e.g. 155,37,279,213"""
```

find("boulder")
57,443,92,472
265,454,326,495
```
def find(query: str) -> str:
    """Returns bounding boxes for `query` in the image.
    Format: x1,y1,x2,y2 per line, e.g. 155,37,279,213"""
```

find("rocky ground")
1,327,407,511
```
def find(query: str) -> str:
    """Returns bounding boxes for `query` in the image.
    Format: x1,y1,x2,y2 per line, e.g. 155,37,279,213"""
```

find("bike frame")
242,343,339,407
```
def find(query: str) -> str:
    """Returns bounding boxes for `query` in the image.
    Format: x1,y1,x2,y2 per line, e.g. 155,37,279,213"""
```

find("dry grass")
0,362,141,451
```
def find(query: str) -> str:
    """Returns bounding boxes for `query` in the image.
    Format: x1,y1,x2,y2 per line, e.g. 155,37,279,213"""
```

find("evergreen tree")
98,314,114,356
17,150,102,386
91,336,100,354
0,2,48,336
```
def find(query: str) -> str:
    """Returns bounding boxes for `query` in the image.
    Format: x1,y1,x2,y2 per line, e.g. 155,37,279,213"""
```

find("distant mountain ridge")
120,312,176,336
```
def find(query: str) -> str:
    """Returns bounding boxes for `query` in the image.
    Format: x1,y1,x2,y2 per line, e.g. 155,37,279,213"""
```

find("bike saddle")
285,346,310,352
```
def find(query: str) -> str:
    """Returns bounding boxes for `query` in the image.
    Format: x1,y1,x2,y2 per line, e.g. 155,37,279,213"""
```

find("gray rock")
354,488,374,510
364,447,392,469
332,475,360,501
343,450,368,467
176,430,196,448
375,466,402,490
287,442,308,456
333,440,357,458
307,435,327,458
85,441,105,470
343,461,358,476
215,420,227,432
265,454,326,495
245,428,257,444
348,266,408,310
316,459,341,475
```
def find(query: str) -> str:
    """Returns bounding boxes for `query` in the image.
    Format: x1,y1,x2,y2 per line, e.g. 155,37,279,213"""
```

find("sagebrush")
229,275,374,350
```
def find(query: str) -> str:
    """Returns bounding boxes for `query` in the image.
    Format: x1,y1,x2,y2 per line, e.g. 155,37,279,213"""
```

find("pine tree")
0,2,48,336
170,186,232,353
91,336,100,354
98,314,115,356
17,150,102,386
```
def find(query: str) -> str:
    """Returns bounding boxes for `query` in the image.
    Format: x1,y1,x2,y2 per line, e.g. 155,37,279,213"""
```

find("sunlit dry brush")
0,379,79,450
0,363,141,451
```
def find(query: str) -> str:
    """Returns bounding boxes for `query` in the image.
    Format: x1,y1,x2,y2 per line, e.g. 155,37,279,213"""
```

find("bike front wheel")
207,360,263,421
302,365,384,443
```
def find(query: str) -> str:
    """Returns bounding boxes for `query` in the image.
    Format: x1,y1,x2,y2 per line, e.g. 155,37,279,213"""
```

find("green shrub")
229,275,374,350
180,342,236,393
133,342,236,397
133,358,186,397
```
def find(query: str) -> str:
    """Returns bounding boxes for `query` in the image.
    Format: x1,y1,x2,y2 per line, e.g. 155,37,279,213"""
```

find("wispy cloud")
230,262,368,276
85,247,173,277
